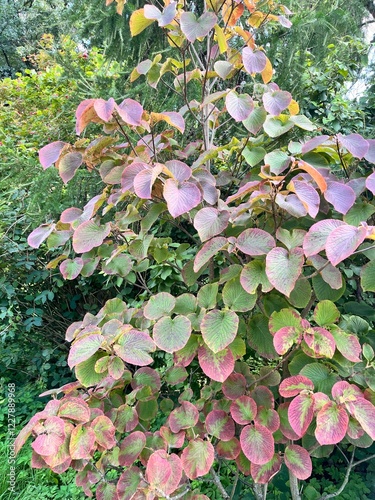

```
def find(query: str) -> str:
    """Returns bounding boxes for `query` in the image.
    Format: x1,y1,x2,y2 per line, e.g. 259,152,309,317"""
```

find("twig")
210,467,230,499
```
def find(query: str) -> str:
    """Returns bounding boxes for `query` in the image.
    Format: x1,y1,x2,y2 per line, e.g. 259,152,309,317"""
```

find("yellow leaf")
130,67,141,82
215,25,228,54
233,27,255,48
129,9,154,36
288,100,300,116
261,57,273,83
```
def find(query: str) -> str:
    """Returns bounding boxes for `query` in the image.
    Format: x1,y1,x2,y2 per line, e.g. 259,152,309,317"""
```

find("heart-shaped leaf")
60,258,84,280
119,431,146,466
39,141,66,169
153,315,191,353
262,90,292,116
194,208,230,242
230,396,257,425
226,91,254,121
324,181,356,214
198,344,234,382
315,401,348,445
201,309,239,353
237,228,275,256
206,410,235,441
251,454,282,484
242,47,267,74
114,328,156,366
164,179,201,218
180,12,217,42
242,106,267,134
337,133,369,159
326,224,367,266
68,334,104,369
144,292,176,320
279,375,314,398
144,2,176,27
266,247,304,296
73,221,111,254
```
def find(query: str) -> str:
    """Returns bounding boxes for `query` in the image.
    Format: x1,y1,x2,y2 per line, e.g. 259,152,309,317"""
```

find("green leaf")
288,278,311,308
248,314,278,359
263,116,294,137
269,308,302,335
300,363,339,393
144,292,176,320
153,315,191,353
181,439,214,479
290,115,316,131
223,277,257,312
75,352,108,387
240,260,272,294
312,274,346,301
313,301,340,326
197,283,218,309
344,202,375,226
173,294,197,315
242,146,266,167
361,260,375,292
201,309,239,353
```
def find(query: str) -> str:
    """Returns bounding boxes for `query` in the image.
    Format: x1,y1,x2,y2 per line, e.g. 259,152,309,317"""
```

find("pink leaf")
273,326,301,355
119,431,146,466
94,98,115,122
242,47,267,74
337,133,369,159
169,401,199,433
217,437,241,460
315,401,349,445
181,439,214,479
144,2,176,27
365,139,375,162
236,228,275,256
180,11,217,43
366,171,375,195
114,328,156,366
69,424,96,460
121,162,148,192
226,91,254,121
291,180,320,218
288,394,314,437
303,327,336,358
194,208,230,242
331,381,363,402
303,219,345,257
146,450,182,495
116,467,142,500
205,410,235,441
326,224,367,266
279,376,314,398
254,407,280,433
330,329,362,362
27,223,54,248
75,99,97,134
164,159,192,182
68,334,103,369
346,398,375,440
222,373,247,400
230,396,257,425
198,344,234,383
324,181,356,214
275,193,307,217
163,179,202,218
60,258,84,280
301,135,330,154
307,254,343,289
32,416,66,456
134,165,163,199
284,445,312,480
73,221,111,254
91,415,116,449
39,141,66,169
266,247,304,296
193,236,227,273
262,90,292,116
240,424,274,465
116,98,143,126
251,454,281,484
58,152,83,184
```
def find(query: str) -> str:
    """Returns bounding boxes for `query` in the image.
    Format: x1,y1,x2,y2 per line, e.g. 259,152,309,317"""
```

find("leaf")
144,292,176,320
169,401,199,433
275,193,307,217
240,260,273,294
226,91,254,121
39,141,66,169
57,152,82,184
144,2,176,27
326,224,367,266
194,208,229,242
288,277,312,308
262,90,292,116
324,181,356,215
269,308,302,334
248,314,278,359
31,416,66,456
242,146,266,166
366,171,375,195
180,11,217,42
337,133,369,159
278,403,300,440
290,115,316,131
222,277,257,312
346,398,375,439
312,273,346,301
263,116,294,137
198,344,234,382
75,352,107,387
193,236,227,272
222,373,247,400
344,202,375,226
301,135,330,154
266,247,304,296
197,283,218,309
174,334,199,367
315,401,349,445
116,467,142,500
28,224,54,248
242,106,267,134
117,98,143,126
164,179,201,218
240,424,274,465
331,327,362,363
206,410,235,441
68,334,104,369
288,393,314,437
230,396,257,425
129,8,154,36
290,180,320,218
308,255,342,290
201,309,239,353
114,328,156,366
181,439,214,479
236,229,275,256
242,47,267,74
146,450,182,496
69,424,96,460
251,454,281,484
261,57,273,84
303,219,345,257
153,315,191,353
151,111,185,133
284,445,312,480
214,60,234,79
273,326,301,355
265,151,291,175
93,97,115,121
217,437,241,460
60,258,84,280
279,376,314,398
134,165,162,199
297,160,327,192
313,301,340,327
361,259,375,292
91,416,116,449
73,221,111,254
303,327,336,358
58,398,90,423
119,431,146,466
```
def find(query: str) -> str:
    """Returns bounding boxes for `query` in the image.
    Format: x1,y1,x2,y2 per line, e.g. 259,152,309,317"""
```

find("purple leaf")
134,165,162,199
225,91,254,121
59,152,83,184
73,221,111,254
116,98,143,126
324,181,356,214
337,133,369,159
308,254,342,289
180,11,217,42
365,139,375,162
242,47,267,74
39,141,66,169
266,247,304,296
303,219,345,257
193,236,227,273
291,180,320,218
326,224,367,266
262,90,292,116
164,179,202,218
164,159,192,182
275,193,307,217
194,208,230,242
301,135,330,154
27,224,54,248
144,2,176,27
121,162,148,192
366,171,375,195
94,98,115,122
236,228,275,256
